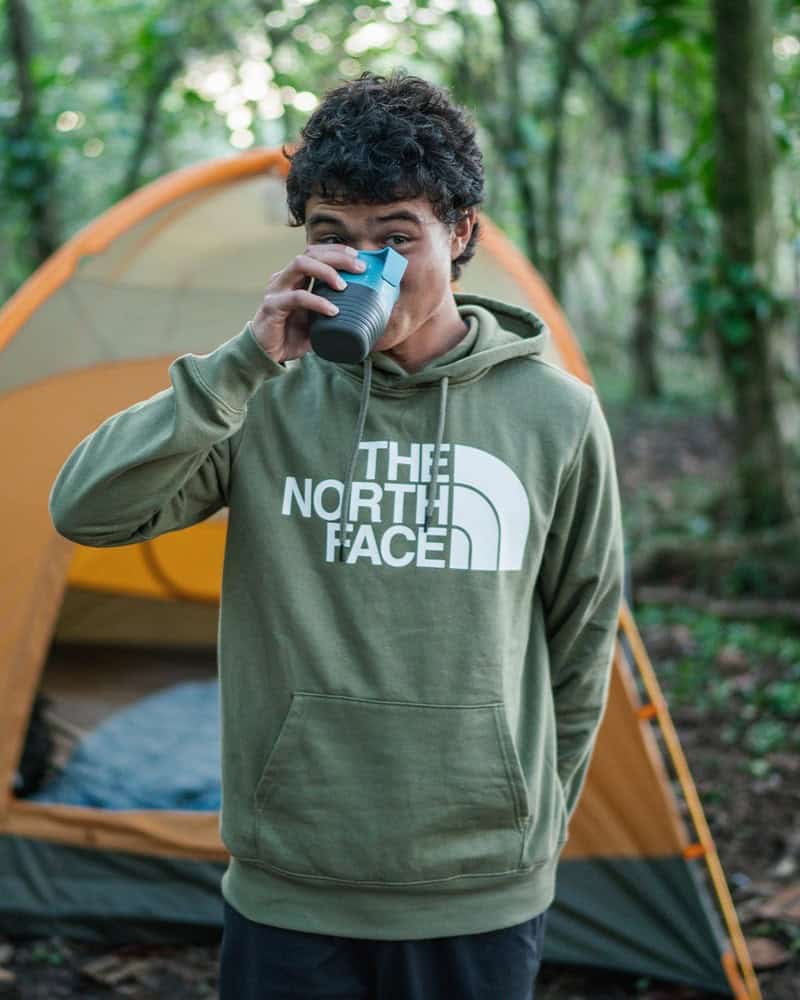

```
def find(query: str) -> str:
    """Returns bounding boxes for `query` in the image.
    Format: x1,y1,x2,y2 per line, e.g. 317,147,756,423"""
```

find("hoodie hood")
336,293,551,392
331,293,551,560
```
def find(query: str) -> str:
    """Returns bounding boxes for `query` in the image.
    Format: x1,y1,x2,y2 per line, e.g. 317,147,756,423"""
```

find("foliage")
689,254,789,353
1,0,799,519
2,0,798,309
617,0,713,57
637,604,800,778
618,0,799,375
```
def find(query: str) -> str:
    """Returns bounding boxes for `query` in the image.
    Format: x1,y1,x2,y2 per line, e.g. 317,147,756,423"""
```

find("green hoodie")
50,293,625,939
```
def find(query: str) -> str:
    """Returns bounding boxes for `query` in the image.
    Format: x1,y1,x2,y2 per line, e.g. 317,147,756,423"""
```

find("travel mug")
309,247,408,363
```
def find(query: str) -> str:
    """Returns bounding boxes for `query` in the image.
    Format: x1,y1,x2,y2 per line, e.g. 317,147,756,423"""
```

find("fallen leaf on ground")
715,644,749,671
746,937,791,969
81,954,154,986
755,883,800,924
770,855,797,879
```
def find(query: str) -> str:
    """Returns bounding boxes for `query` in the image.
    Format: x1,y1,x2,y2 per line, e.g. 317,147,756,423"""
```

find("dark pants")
220,899,548,1000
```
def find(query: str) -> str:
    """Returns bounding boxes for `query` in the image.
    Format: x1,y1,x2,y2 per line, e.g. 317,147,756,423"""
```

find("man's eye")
385,234,410,247
319,235,343,244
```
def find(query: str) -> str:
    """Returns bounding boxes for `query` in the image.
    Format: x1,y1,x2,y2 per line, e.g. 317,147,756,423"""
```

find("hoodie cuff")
185,321,286,414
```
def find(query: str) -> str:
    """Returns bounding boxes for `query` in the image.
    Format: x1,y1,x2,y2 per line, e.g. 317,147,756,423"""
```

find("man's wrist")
246,320,285,366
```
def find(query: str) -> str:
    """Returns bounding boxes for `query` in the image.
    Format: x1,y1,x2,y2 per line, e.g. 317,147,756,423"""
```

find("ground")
2,387,798,999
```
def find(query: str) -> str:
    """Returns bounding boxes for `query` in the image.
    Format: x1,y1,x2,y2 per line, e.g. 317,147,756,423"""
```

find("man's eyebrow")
306,213,350,228
306,210,424,227
373,210,423,225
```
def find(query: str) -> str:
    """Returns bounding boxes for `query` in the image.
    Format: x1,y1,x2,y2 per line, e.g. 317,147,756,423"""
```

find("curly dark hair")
284,70,484,281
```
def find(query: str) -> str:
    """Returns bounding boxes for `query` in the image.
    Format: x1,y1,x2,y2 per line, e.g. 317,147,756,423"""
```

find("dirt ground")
2,403,797,999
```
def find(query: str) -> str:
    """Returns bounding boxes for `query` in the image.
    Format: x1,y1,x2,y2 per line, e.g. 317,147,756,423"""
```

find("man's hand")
250,244,367,363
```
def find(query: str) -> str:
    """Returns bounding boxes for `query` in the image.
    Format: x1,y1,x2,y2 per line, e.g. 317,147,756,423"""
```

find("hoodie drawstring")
424,376,449,530
339,357,372,562
338,362,450,562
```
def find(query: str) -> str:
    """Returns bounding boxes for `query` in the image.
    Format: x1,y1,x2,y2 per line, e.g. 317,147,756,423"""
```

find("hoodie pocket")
253,692,531,885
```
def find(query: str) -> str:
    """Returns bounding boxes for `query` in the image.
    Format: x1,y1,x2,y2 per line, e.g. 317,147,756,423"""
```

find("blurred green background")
2,1,799,994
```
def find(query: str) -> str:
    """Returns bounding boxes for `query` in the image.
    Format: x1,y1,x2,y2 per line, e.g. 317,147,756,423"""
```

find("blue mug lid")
341,246,408,289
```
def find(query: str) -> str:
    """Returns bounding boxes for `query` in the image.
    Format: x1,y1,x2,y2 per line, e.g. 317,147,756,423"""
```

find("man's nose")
348,236,384,252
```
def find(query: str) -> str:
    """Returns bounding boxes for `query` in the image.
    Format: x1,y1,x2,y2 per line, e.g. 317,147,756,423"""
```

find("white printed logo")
281,441,530,571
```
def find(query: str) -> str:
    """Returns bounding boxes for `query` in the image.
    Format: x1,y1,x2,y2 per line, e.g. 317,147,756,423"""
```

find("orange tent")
0,149,758,997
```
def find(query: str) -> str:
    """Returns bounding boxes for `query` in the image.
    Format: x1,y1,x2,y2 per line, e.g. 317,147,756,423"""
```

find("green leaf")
698,154,716,205
721,316,752,345
618,7,697,57
764,681,800,718
182,89,206,107
727,263,754,287
746,719,788,755
708,286,735,314
518,117,540,152
10,167,37,190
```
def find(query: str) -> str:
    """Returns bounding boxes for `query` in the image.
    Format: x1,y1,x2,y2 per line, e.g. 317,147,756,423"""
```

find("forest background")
2,0,800,997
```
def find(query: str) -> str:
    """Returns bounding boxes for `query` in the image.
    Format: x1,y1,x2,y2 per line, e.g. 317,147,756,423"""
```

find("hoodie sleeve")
50,323,285,547
538,390,625,821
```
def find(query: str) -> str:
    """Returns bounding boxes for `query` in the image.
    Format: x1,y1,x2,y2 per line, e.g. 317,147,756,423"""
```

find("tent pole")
618,601,762,1000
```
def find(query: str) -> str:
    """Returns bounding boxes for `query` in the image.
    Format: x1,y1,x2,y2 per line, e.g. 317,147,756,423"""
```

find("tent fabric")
552,858,730,994
0,149,757,997
0,836,225,945
0,839,728,994
53,590,221,647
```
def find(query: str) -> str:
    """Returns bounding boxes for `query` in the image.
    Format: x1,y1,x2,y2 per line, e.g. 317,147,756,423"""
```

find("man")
50,71,625,999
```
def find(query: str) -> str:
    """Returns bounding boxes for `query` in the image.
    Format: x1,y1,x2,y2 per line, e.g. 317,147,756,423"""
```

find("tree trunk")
544,93,566,301
631,51,666,399
4,0,61,266
532,1,665,401
712,0,798,528
493,0,540,265
542,1,595,301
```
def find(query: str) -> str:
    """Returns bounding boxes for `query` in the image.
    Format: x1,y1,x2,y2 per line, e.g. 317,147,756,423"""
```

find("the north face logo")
281,441,530,571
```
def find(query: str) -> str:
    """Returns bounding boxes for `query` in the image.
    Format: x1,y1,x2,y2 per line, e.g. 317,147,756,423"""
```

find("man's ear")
451,207,477,259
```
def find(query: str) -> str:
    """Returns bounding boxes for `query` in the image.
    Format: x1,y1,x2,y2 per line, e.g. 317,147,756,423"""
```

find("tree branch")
531,0,631,132
120,51,183,196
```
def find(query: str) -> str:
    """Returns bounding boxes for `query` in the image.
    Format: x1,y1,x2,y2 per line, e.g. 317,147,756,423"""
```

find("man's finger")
268,255,344,292
265,288,340,317
305,245,366,272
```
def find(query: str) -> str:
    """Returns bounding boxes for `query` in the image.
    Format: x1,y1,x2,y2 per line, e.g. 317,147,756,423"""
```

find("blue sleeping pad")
32,680,221,811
